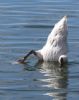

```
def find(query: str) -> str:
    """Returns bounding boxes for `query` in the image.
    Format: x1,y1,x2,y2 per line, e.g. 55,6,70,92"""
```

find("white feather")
36,16,68,63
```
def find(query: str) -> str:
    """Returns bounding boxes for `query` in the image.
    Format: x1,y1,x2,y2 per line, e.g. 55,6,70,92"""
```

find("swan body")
36,16,68,63
18,16,68,65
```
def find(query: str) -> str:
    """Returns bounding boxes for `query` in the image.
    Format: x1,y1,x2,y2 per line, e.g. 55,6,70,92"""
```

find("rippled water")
0,0,79,100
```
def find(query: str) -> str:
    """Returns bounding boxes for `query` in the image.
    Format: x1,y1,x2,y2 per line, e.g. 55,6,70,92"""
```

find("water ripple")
0,0,79,100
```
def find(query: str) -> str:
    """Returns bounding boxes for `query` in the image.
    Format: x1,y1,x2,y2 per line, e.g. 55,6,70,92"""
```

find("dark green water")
0,0,79,100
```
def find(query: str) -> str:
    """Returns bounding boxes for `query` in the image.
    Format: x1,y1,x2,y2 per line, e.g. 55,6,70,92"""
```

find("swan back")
38,16,68,62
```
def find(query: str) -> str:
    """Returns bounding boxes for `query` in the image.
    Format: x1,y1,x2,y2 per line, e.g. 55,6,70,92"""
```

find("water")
0,0,79,100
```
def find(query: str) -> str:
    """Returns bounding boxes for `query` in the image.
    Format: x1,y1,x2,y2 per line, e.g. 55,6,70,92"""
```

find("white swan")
18,16,68,65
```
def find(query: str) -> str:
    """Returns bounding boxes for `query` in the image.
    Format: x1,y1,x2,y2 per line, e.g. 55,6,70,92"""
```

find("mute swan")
18,16,68,65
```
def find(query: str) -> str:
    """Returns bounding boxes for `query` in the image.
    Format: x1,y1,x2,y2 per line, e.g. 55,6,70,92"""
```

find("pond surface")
0,0,79,100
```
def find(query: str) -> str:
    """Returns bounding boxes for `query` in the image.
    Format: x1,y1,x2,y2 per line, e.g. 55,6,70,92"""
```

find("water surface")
0,0,79,100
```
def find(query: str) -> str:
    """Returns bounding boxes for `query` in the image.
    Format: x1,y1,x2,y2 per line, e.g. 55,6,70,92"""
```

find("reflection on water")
23,61,68,100
38,62,68,100
0,0,79,100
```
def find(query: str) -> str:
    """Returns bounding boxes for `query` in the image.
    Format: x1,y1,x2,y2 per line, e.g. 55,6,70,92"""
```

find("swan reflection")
23,61,68,100
38,62,68,100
